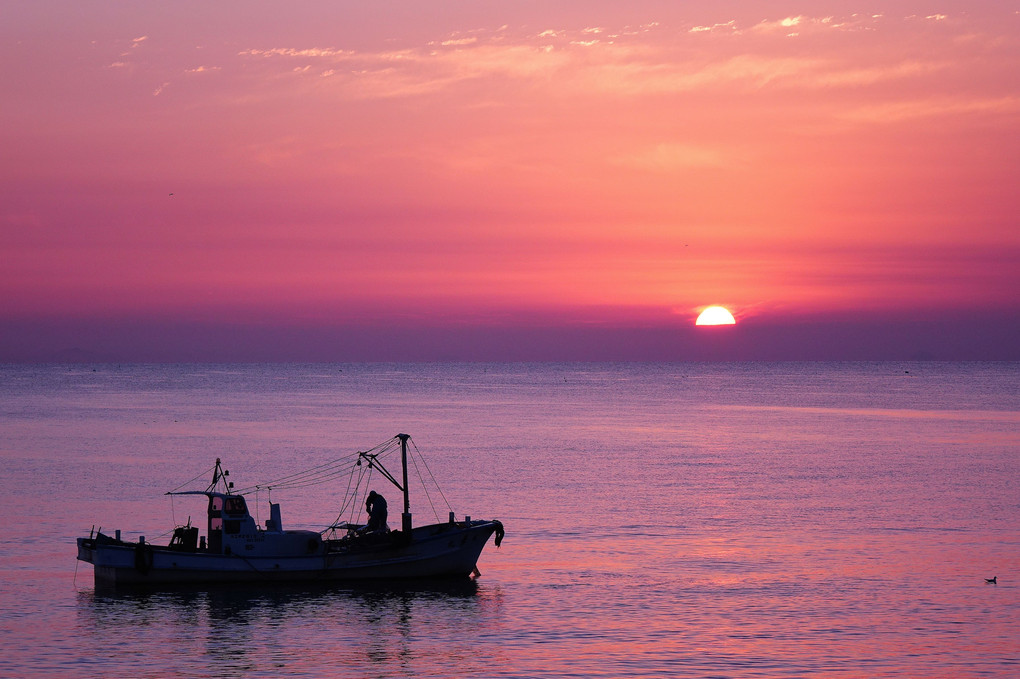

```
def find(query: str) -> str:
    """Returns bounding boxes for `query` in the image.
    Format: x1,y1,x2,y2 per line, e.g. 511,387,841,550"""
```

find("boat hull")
78,521,502,586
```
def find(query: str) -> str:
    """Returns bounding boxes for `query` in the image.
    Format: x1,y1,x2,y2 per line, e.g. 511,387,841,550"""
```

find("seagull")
985,576,997,584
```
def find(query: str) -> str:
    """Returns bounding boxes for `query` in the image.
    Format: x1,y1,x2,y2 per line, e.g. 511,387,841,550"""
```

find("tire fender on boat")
134,542,154,574
493,521,505,548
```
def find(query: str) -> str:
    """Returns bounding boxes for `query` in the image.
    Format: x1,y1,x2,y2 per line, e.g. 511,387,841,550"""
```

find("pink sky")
2,2,1018,360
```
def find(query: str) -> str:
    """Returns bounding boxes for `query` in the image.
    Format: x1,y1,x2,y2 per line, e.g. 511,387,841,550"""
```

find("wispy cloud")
229,13,983,104
688,13,894,37
840,96,1020,123
440,37,477,47
690,20,736,34
752,15,806,35
239,47,355,59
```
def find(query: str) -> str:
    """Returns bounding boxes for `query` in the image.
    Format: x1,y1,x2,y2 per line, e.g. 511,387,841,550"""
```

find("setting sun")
696,306,736,326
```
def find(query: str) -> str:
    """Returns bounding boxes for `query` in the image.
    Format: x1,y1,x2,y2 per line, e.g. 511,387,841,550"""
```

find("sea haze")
0,362,1017,678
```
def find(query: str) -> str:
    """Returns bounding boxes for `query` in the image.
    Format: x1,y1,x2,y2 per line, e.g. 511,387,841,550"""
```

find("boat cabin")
167,489,319,558
207,492,257,553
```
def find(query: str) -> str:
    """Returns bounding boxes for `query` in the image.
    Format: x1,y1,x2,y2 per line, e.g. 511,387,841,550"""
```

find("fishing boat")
76,434,504,586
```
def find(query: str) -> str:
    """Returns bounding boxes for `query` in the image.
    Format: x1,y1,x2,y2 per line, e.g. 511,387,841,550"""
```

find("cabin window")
209,496,223,531
224,497,248,516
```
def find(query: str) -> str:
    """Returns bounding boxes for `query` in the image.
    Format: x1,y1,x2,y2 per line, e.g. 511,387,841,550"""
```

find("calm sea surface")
0,362,1017,678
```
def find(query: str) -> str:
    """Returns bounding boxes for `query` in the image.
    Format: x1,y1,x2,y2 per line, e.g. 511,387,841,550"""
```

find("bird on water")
985,576,997,584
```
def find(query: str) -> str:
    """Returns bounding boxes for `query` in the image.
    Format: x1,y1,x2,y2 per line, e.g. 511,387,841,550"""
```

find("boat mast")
207,458,232,494
356,434,415,535
397,433,412,533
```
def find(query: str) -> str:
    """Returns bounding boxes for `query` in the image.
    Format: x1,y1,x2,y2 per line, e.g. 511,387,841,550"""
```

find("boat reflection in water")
76,578,500,676
76,434,504,586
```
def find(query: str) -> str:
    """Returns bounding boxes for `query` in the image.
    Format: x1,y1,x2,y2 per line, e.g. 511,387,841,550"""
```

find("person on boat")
365,491,388,532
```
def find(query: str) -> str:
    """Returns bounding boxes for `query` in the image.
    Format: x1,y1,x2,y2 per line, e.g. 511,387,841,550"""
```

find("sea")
0,362,1016,678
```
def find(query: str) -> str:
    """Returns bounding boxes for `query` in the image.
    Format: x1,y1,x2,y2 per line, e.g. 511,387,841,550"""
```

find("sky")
2,1,1018,361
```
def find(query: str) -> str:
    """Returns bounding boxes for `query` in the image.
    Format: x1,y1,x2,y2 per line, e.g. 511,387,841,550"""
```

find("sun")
695,306,736,326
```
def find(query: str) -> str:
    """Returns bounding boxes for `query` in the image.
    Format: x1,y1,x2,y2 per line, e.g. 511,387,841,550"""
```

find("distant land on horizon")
3,310,1017,363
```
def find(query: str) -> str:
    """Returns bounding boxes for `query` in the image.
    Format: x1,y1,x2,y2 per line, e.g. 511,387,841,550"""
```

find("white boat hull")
78,521,502,586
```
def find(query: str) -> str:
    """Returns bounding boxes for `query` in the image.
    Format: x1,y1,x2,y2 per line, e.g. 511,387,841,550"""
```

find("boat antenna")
207,458,233,493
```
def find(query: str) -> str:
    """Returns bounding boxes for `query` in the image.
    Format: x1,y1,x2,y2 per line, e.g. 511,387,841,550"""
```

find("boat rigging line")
224,435,455,527
408,437,452,523
232,437,400,495
167,463,219,493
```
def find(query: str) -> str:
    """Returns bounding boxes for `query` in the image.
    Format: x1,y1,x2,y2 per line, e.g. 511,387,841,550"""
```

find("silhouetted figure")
985,576,997,584
365,491,388,532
